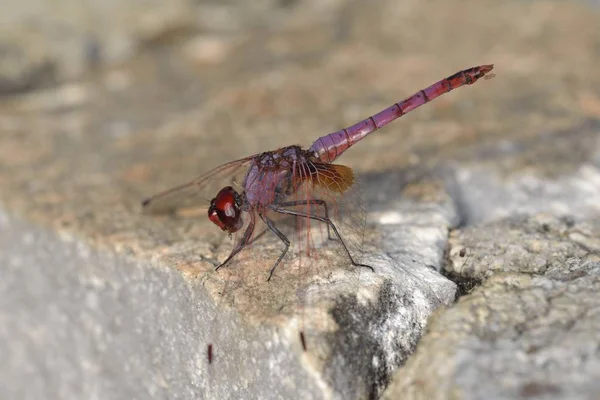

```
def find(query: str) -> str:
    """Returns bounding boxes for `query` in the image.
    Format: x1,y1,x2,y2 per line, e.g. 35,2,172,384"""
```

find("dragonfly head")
208,186,243,233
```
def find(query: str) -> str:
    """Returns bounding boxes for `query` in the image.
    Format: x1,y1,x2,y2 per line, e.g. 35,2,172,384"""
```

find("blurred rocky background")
1,0,600,399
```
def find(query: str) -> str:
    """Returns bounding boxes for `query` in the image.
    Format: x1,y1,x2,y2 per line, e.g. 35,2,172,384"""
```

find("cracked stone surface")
387,215,600,398
384,270,600,400
2,0,600,399
446,215,600,281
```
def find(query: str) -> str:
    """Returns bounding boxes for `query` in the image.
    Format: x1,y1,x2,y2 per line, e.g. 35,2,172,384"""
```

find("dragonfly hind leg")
258,213,290,281
270,205,374,273
277,199,335,241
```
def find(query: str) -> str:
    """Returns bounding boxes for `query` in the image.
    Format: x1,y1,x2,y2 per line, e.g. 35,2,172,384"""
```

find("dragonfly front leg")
270,206,374,273
258,213,290,281
278,199,334,241
215,210,256,272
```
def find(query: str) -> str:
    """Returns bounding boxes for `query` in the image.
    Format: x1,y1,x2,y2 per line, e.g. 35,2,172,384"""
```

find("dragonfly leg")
246,227,268,246
278,199,334,241
270,206,374,273
215,210,256,272
258,213,290,282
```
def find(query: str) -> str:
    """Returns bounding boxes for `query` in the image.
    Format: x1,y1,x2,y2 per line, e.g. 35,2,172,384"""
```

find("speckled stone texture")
1,0,600,399
385,216,600,399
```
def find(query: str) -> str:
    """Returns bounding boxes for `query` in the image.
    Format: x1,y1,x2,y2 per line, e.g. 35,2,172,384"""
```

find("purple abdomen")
309,65,494,163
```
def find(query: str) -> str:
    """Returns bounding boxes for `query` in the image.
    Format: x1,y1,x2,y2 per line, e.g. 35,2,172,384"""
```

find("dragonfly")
142,64,494,281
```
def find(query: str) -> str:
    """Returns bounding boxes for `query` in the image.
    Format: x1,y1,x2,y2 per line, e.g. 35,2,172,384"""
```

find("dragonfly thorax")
242,146,313,208
208,186,244,233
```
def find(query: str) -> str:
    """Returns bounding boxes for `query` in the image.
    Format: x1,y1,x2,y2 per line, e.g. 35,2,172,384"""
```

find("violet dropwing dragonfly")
142,65,494,281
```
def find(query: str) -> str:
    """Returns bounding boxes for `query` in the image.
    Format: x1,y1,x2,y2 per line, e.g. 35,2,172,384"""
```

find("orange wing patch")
310,163,355,193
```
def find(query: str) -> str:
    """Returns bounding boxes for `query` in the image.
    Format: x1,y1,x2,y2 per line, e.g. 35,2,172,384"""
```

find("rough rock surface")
385,216,600,399
1,0,600,399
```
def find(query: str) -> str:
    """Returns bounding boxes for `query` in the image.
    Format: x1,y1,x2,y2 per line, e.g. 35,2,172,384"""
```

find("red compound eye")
208,186,243,233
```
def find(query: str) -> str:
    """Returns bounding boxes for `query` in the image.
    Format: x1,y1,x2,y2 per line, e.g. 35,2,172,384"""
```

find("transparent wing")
271,160,366,266
141,155,256,214
309,162,366,264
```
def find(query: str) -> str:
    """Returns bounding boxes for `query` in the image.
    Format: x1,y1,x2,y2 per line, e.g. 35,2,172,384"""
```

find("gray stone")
446,214,600,281
0,202,456,399
383,271,600,400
